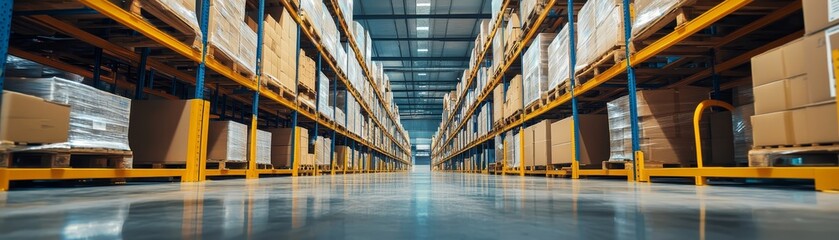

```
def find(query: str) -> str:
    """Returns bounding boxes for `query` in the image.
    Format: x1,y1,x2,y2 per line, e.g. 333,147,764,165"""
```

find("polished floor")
1,168,839,239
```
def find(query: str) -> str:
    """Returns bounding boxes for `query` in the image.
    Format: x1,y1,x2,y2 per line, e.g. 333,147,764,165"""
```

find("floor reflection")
1,168,838,239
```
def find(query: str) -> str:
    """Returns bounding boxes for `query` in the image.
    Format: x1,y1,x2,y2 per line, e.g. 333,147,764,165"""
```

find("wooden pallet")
263,77,297,101
520,1,548,33
299,12,320,42
631,0,699,51
206,159,249,170
0,147,133,169
602,160,684,169
206,45,256,80
524,97,547,115
574,47,627,83
504,40,521,63
748,143,839,167
503,110,523,125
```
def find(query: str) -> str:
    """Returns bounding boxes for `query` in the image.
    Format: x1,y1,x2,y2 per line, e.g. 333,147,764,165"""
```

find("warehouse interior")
1,0,839,238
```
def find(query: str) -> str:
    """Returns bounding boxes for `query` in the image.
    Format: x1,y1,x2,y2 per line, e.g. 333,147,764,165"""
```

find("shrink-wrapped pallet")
548,24,571,91
317,72,334,120
255,129,272,165
576,0,624,72
523,33,555,106
208,0,256,75
632,0,684,37
5,77,131,150
207,121,248,162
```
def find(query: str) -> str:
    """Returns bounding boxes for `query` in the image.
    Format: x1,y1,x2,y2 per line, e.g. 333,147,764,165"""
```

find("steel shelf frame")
431,0,839,191
0,0,409,190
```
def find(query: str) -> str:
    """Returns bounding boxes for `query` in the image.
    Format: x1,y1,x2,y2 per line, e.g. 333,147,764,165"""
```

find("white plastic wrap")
523,33,555,106
317,72,333,120
520,0,538,20
338,0,353,28
209,121,248,162
576,0,623,72
548,24,571,91
632,0,683,37
5,77,131,151
208,0,256,74
140,0,203,43
255,129,272,165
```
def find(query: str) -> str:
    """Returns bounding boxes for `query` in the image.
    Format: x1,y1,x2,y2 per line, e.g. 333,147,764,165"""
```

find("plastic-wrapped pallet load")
632,0,684,37
491,0,503,26
576,0,624,72
548,24,571,90
5,77,131,151
523,33,556,107
255,129,272,165
606,88,709,165
492,27,504,74
208,0,256,75
207,121,248,162
505,13,522,54
520,0,539,21
317,72,333,120
337,0,353,28
137,0,202,42
300,0,323,36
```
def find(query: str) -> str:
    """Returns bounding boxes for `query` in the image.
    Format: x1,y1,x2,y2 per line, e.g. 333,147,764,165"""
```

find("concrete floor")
1,169,839,239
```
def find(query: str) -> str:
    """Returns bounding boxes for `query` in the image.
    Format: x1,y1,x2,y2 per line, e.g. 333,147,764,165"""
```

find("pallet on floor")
748,143,839,167
206,159,250,170
602,160,684,169
0,146,133,169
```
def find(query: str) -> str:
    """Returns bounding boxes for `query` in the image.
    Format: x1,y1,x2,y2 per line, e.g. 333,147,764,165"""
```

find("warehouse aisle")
1,171,839,239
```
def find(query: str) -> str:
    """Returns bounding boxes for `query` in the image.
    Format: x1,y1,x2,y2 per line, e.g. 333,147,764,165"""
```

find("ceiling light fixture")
416,26,429,31
418,73,427,76
417,2,431,7
417,48,429,52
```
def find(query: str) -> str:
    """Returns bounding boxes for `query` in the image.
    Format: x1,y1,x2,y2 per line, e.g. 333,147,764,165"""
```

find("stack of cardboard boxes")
263,8,299,92
505,13,522,56
315,136,333,166
254,130,272,165
749,0,839,154
269,127,309,168
606,88,709,166
493,84,505,125
0,91,70,146
208,0,257,76
550,115,610,166
504,75,523,120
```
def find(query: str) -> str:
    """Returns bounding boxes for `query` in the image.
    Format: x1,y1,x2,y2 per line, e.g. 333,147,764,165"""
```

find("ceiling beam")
384,68,465,72
389,80,458,84
371,37,474,42
373,56,469,61
355,14,491,20
391,89,453,92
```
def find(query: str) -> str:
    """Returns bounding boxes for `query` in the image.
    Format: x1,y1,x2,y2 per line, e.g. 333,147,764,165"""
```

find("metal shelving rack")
0,0,411,191
431,0,839,191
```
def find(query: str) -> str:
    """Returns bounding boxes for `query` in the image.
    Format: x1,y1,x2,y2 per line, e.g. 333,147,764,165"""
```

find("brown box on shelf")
493,84,504,124
532,120,554,166
267,127,309,146
0,91,70,144
550,115,609,165
130,100,200,164
635,87,708,117
803,0,839,35
524,125,535,167
504,75,523,119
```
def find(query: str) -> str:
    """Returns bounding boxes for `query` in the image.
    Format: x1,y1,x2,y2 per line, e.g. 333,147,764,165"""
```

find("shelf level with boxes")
0,0,410,190
430,0,839,191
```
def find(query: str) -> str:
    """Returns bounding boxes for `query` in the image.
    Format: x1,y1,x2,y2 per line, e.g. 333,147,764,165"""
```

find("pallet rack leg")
290,24,302,177
0,0,9,132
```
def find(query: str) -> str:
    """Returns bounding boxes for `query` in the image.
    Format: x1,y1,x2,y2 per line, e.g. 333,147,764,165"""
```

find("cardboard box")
803,0,839,35
270,152,292,168
267,127,309,146
493,84,504,124
750,47,786,87
550,115,610,165
806,101,839,143
532,120,554,166
636,87,708,117
784,38,807,78
753,77,809,114
524,126,534,167
751,111,796,146
0,91,70,144
207,121,248,162
130,100,198,164
804,32,835,104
